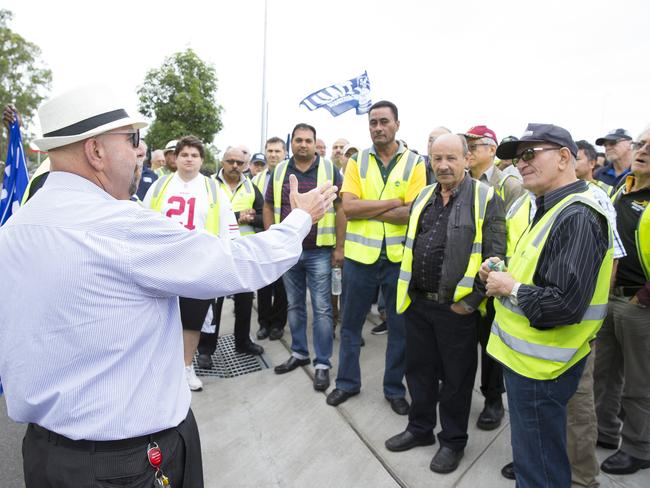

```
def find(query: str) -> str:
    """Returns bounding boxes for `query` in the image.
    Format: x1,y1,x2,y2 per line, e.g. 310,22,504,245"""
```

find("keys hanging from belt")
147,442,171,487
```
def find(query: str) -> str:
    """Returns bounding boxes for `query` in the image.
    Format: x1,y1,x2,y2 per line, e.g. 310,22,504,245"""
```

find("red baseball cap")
465,125,498,144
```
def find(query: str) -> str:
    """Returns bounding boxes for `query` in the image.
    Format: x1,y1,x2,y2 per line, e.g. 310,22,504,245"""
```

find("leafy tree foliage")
138,49,223,163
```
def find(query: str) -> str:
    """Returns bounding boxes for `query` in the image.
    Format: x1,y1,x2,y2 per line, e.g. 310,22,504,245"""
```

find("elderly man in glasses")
594,128,635,187
480,123,613,487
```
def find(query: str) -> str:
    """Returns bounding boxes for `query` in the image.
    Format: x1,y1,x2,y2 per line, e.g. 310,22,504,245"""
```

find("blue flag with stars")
300,71,372,117
0,120,28,226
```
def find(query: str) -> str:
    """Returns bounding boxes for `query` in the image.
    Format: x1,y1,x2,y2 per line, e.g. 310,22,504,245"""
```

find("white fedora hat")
34,84,147,151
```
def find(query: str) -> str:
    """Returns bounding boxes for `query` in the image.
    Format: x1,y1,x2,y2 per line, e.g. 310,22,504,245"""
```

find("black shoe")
371,321,388,335
326,388,359,406
256,327,270,340
269,328,283,341
430,446,464,474
385,430,435,452
601,450,650,475
477,398,505,430
501,462,515,480
197,353,213,370
313,369,330,391
387,397,410,415
235,342,264,356
274,356,309,374
597,439,619,450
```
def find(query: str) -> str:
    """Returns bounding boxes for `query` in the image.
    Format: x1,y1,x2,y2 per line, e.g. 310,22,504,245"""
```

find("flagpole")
260,0,268,150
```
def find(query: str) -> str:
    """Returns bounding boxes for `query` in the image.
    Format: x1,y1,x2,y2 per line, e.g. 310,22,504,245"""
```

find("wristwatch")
509,282,521,306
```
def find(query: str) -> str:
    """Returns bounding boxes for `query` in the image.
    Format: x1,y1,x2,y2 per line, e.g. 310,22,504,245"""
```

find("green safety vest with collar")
148,174,221,236
272,157,336,246
612,184,650,280
504,193,532,265
251,168,269,194
396,179,494,314
345,148,422,264
215,175,256,236
488,190,614,380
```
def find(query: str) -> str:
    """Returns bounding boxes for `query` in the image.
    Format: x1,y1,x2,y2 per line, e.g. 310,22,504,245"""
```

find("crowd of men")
1,89,649,488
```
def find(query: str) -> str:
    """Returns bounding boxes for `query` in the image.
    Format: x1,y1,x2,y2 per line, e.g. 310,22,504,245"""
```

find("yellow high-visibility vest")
345,149,422,264
488,190,613,380
148,174,221,236
396,179,493,313
272,157,336,246
216,176,256,236
251,168,269,194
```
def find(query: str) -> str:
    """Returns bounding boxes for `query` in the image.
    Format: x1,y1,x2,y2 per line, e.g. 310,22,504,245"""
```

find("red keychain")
147,442,170,487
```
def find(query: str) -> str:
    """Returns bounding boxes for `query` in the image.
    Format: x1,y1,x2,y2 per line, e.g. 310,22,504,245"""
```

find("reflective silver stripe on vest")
242,178,252,193
471,242,482,254
402,151,419,180
273,161,288,219
507,194,529,220
405,236,414,251
206,177,218,204
457,276,475,288
239,225,255,234
359,150,371,178
385,236,404,246
152,174,173,199
346,232,382,248
323,157,333,181
499,298,607,322
531,195,602,248
399,269,411,281
491,321,578,363
477,182,490,219
317,226,336,235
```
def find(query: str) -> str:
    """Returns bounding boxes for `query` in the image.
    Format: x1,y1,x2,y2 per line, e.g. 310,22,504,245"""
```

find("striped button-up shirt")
0,172,310,440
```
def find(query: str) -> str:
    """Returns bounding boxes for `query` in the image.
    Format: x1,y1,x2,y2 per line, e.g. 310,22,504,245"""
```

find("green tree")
0,9,52,162
137,49,223,165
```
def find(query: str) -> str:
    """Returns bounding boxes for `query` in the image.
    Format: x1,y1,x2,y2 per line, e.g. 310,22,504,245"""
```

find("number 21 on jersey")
166,196,196,230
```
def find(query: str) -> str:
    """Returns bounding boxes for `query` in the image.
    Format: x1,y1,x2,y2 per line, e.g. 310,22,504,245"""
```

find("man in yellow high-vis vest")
326,101,426,414
385,133,505,474
594,127,650,476
481,124,613,488
265,124,345,391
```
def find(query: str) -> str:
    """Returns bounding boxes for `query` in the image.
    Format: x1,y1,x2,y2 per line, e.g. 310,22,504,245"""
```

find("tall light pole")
260,0,268,150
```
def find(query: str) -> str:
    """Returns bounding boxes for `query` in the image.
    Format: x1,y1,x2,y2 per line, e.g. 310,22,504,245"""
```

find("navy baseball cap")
250,152,266,165
496,123,578,160
595,128,632,146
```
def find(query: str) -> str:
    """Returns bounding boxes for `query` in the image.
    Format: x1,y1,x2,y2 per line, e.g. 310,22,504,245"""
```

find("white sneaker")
185,364,203,391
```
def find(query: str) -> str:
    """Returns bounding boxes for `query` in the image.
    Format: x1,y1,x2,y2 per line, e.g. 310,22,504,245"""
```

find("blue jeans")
282,247,333,368
335,257,406,398
504,356,587,488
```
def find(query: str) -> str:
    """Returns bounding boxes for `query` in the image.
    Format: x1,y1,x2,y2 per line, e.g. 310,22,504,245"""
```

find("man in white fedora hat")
0,84,337,487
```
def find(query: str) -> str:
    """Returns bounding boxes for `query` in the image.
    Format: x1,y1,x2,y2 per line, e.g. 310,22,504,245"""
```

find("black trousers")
198,292,254,354
256,277,287,330
478,298,505,402
405,298,479,451
23,409,203,488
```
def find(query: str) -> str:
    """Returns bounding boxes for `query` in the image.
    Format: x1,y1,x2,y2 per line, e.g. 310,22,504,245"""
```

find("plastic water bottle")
331,267,342,296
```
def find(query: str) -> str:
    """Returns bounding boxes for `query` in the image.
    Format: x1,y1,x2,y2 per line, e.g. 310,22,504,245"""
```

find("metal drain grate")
193,334,269,378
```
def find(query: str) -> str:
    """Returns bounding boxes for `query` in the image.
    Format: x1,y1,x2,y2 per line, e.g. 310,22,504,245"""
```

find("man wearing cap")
481,123,613,487
249,152,267,178
0,84,337,487
253,136,289,341
157,139,178,176
464,125,526,432
326,100,426,414
197,146,266,369
594,127,650,476
594,128,634,187
385,133,505,474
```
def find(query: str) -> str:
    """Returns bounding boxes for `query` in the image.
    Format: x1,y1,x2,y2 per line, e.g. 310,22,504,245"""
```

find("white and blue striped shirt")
0,171,310,440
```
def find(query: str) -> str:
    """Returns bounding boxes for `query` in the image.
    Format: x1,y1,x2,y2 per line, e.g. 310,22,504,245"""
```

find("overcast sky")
9,0,650,156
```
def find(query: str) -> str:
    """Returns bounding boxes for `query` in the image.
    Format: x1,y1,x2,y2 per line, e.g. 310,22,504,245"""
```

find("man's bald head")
150,149,165,170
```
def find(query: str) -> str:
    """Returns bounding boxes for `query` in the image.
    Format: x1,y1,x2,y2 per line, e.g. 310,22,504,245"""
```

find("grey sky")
10,0,650,155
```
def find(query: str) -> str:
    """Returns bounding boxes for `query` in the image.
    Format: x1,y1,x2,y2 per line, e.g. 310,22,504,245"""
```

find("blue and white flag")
0,120,28,226
300,71,372,117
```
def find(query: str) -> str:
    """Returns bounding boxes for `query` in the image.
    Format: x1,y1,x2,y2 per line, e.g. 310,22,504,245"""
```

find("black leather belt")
29,423,177,452
612,286,641,298
411,289,441,302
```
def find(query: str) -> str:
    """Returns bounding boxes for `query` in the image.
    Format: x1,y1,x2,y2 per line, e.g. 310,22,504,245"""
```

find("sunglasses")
223,159,246,166
99,130,140,148
468,143,492,152
513,147,561,166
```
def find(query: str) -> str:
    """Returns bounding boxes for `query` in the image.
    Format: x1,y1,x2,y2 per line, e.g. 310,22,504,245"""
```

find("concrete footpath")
1,299,649,487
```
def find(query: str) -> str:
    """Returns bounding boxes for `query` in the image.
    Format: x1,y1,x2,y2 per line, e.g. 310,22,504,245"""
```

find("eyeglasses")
98,130,140,148
513,147,561,166
223,159,246,166
631,141,650,152
467,143,491,152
